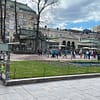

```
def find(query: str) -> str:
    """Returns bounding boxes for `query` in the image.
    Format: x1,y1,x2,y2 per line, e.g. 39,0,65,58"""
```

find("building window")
60,34,62,37
10,5,14,8
62,40,66,45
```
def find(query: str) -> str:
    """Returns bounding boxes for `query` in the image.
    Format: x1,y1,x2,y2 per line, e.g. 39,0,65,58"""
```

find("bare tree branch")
30,0,58,52
32,0,38,4
39,0,57,14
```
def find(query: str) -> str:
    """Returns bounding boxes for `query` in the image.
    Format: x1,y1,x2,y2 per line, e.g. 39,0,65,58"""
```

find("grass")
10,60,100,79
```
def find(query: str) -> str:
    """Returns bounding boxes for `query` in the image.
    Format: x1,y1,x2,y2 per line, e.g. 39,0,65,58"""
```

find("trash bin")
97,54,100,60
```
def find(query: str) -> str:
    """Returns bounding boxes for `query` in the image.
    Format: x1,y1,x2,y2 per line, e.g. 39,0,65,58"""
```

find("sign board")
0,44,8,51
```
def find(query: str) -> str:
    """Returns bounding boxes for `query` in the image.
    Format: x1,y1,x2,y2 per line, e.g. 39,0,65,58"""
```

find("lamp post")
18,26,21,50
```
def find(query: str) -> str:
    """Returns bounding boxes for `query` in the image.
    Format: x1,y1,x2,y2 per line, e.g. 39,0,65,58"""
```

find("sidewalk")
10,53,96,61
0,77,100,100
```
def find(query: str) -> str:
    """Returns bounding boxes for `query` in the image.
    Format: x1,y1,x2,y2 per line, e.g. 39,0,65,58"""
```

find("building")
93,25,100,33
0,0,37,42
0,0,100,53
41,27,100,51
0,0,47,53
40,28,82,50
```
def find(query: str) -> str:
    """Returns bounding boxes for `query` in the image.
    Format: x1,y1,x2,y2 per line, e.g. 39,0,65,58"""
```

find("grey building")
0,0,47,53
41,27,100,50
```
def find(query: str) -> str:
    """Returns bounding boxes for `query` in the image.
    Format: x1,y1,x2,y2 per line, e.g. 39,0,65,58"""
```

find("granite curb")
4,73,100,86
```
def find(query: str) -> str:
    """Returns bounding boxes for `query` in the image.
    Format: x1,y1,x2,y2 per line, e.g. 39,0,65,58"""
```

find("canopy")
82,47,90,49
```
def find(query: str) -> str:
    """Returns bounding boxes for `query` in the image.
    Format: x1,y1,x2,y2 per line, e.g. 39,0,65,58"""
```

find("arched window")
67,41,70,50
71,41,75,50
62,40,66,45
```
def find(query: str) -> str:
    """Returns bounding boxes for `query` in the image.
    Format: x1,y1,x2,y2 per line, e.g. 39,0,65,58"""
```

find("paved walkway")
0,78,100,100
10,54,96,61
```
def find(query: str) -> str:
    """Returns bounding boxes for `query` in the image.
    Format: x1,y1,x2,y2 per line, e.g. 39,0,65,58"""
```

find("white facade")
40,28,83,49
93,25,100,33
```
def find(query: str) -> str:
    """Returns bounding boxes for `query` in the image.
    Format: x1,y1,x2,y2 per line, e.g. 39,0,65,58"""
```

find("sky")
15,0,100,31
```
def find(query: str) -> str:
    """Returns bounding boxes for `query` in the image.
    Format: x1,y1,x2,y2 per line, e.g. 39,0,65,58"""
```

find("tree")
3,0,7,43
83,29,92,34
0,0,7,43
0,0,3,42
31,0,58,53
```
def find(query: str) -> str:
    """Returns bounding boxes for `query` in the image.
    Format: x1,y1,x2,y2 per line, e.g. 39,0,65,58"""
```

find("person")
55,48,60,59
51,49,55,58
88,50,91,59
46,48,50,58
63,49,67,59
93,50,97,58
71,50,76,59
86,50,89,59
79,49,83,59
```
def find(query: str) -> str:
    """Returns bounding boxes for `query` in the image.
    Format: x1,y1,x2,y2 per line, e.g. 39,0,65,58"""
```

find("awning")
8,42,20,44
46,40,58,43
82,47,90,49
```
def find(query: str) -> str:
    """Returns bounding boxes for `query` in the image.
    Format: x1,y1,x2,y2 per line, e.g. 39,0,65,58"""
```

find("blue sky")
65,21,100,30
16,0,100,31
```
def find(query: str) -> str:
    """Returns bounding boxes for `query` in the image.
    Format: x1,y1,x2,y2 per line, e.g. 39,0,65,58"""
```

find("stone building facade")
41,28,82,49
0,0,37,43
93,25,100,33
41,27,100,50
0,0,44,53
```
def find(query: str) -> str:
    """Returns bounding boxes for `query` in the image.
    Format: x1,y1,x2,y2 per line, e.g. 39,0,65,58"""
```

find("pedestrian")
63,49,67,59
79,49,83,59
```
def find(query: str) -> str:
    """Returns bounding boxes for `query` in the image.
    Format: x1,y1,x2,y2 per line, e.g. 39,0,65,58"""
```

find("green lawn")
10,60,100,79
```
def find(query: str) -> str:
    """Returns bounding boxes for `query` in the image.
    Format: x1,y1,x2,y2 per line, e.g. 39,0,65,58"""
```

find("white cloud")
70,27,83,31
15,0,100,29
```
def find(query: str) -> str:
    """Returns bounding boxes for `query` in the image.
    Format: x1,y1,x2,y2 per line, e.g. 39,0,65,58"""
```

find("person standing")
79,49,83,59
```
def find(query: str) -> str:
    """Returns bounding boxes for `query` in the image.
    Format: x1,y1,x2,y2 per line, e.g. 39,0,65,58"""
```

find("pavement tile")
0,78,100,100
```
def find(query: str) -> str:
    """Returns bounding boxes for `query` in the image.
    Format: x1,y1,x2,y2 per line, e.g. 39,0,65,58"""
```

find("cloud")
15,0,100,29
70,27,83,31
47,0,100,28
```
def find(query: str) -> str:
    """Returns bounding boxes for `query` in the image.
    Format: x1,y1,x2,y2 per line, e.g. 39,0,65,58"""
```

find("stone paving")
0,78,100,100
10,53,96,61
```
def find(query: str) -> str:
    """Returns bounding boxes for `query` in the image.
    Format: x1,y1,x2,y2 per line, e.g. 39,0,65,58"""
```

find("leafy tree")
83,29,92,34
